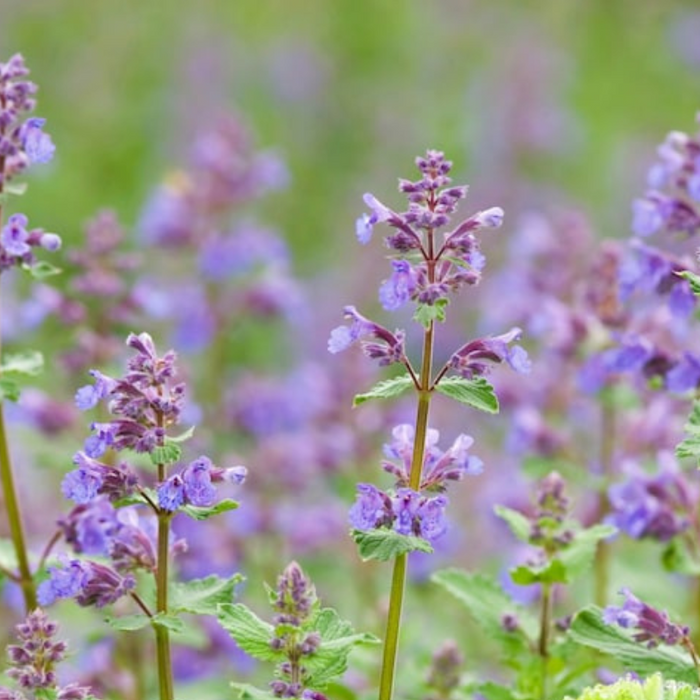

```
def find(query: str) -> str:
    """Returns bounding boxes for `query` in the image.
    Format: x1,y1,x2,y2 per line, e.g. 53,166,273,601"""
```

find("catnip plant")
328,150,530,699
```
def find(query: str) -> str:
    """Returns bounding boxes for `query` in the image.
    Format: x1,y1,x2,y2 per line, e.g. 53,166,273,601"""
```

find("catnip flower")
604,588,689,648
448,327,531,378
0,213,61,273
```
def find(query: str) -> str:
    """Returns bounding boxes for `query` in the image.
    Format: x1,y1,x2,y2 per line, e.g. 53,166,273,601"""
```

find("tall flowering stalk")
0,53,58,612
329,151,529,699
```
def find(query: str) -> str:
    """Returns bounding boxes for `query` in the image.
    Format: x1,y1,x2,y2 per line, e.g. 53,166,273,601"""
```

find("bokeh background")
3,2,700,698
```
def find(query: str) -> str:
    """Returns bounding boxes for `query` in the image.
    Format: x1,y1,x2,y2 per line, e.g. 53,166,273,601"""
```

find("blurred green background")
2,0,700,271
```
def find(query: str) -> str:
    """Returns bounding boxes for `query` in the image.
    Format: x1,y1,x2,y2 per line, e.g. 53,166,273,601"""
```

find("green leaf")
170,573,243,616
5,182,28,196
169,426,195,443
230,683,276,700
152,612,186,634
217,603,280,662
493,505,532,543
352,528,432,561
431,569,538,650
304,607,380,688
150,442,182,466
353,374,413,407
105,614,151,632
181,498,239,521
0,376,20,401
413,299,449,328
469,681,519,700
113,491,153,509
558,525,616,582
510,559,568,585
662,538,700,576
677,270,700,297
434,376,499,414
676,401,700,462
23,260,62,279
1,350,44,376
568,606,697,683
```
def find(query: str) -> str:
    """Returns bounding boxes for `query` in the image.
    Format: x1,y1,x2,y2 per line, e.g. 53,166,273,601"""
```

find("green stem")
378,327,434,700
0,193,36,612
155,504,174,700
538,582,552,700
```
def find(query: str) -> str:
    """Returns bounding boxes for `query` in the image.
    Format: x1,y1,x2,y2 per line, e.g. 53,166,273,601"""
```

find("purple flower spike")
1,213,31,256
158,474,186,511
604,588,689,648
22,117,55,164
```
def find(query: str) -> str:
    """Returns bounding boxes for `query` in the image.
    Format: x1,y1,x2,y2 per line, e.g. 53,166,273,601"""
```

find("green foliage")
431,569,538,653
352,528,433,561
23,260,62,279
230,684,276,700
170,573,243,616
568,607,697,684
217,603,279,662
676,400,700,463
662,538,700,576
413,298,449,327
0,350,44,401
676,270,700,297
181,498,239,521
353,374,413,406
567,673,700,700
494,505,532,543
434,376,499,414
149,441,182,466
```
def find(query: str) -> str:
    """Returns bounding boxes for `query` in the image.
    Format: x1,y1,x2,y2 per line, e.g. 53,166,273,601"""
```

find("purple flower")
61,466,103,504
417,495,448,542
666,352,700,392
604,588,689,648
378,259,417,311
473,206,504,229
22,117,55,164
349,483,390,530
355,213,373,244
158,474,186,511
392,488,421,536
74,370,116,410
37,559,89,606
449,327,530,378
182,456,217,506
1,213,30,256
632,197,665,236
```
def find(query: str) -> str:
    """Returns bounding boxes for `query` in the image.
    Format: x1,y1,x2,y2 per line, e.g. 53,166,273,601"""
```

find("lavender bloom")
158,474,186,511
328,305,406,367
38,558,135,608
378,259,417,311
604,588,689,648
183,456,217,506
1,214,30,256
607,456,695,542
349,483,391,530
0,609,93,699
448,327,531,379
74,369,116,410
21,116,55,164
62,451,137,504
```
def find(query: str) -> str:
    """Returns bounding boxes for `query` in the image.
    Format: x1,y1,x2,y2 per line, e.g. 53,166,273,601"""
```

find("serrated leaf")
434,376,499,414
676,401,700,462
301,608,379,688
217,603,280,662
152,612,186,634
0,376,20,401
23,260,62,279
494,505,532,543
558,525,616,581
677,270,700,297
105,614,151,632
353,374,413,407
413,299,449,328
431,569,538,649
181,498,239,521
568,606,697,683
170,573,243,616
150,443,181,466
352,528,432,561
230,683,276,700
1,350,44,377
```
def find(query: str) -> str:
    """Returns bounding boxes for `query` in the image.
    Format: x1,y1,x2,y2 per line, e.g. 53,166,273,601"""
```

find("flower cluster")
0,609,93,700
0,213,61,273
607,456,695,542
268,562,328,700
604,588,690,648
349,426,483,543
157,455,246,511
632,120,700,238
0,54,55,182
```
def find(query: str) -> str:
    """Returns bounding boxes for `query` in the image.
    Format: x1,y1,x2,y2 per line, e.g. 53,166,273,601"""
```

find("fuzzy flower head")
604,588,689,648
354,150,504,311
0,54,55,183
